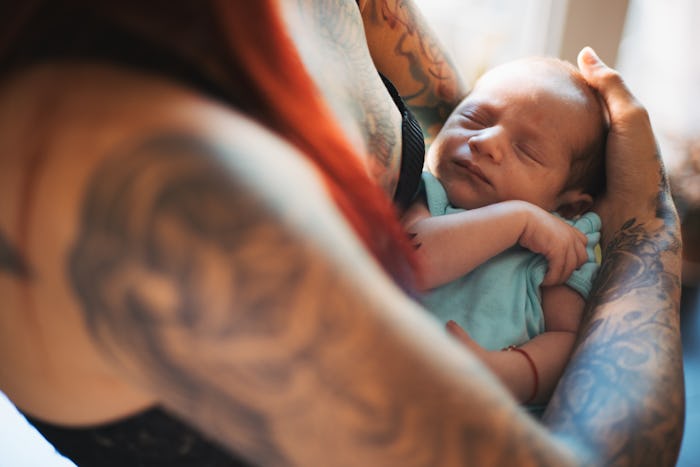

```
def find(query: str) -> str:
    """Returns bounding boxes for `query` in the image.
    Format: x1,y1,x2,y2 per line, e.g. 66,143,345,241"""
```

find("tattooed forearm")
0,229,32,279
545,204,683,466
588,218,680,308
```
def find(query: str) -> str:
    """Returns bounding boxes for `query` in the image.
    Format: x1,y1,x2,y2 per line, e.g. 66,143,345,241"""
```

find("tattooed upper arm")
69,130,333,463
68,129,450,465
360,0,467,140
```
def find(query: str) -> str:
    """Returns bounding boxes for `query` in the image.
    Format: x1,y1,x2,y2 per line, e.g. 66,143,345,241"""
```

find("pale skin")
402,59,602,404
0,1,683,466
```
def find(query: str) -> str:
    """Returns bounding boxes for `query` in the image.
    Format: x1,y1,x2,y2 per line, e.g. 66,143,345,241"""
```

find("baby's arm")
446,285,584,404
401,198,589,290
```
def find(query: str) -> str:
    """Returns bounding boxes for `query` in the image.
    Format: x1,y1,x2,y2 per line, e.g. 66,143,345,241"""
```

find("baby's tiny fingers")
543,257,564,286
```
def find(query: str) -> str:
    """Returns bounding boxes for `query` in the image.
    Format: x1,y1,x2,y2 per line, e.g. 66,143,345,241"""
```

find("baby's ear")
555,190,593,219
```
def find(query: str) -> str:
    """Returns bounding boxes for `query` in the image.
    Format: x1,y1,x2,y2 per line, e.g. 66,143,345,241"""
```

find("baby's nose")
467,126,505,163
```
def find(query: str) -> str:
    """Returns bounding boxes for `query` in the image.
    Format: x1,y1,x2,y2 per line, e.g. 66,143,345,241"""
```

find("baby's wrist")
508,201,542,238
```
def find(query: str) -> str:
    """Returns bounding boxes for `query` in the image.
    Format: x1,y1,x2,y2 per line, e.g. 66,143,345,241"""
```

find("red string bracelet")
502,345,539,404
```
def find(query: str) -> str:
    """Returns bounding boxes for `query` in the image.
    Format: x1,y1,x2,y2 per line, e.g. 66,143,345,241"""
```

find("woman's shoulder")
1,62,274,131
0,62,315,425
0,62,306,175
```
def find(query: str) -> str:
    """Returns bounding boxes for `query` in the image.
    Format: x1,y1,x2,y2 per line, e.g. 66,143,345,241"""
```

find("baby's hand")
519,205,588,286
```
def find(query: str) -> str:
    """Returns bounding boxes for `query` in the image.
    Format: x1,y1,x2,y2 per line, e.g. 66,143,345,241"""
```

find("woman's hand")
577,47,666,235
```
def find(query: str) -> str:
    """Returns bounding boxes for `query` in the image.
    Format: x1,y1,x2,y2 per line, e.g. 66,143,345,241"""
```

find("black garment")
379,73,426,211
23,408,252,467
353,0,425,211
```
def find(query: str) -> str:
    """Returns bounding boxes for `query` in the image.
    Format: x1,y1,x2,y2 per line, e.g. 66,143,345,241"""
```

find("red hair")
213,0,417,290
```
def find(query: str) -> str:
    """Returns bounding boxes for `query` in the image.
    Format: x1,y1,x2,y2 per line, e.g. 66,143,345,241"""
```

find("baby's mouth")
454,159,492,186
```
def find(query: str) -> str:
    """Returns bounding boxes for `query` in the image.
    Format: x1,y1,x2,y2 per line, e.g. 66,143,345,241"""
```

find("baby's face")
427,59,598,211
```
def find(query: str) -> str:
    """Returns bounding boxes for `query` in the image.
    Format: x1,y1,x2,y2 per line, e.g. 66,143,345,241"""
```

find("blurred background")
1,1,698,465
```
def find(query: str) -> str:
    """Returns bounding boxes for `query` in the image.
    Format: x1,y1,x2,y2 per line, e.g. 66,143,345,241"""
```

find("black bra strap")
379,73,426,212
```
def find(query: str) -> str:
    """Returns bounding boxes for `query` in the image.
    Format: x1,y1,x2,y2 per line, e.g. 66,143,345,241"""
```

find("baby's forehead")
467,59,599,148
469,59,590,111
477,58,578,91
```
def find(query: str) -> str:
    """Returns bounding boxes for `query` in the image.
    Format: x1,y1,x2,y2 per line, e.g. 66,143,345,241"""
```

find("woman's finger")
577,46,639,119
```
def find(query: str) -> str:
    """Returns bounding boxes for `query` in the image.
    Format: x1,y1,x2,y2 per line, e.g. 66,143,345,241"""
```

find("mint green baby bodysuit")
421,172,601,351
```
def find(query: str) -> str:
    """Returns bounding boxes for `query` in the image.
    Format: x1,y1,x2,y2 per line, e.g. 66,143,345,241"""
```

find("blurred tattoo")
294,0,399,189
68,133,302,465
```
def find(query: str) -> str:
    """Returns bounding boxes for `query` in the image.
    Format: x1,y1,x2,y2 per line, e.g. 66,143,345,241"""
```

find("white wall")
415,0,565,86
617,0,700,171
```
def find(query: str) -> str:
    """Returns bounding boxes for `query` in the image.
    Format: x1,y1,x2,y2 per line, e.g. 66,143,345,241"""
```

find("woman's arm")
359,0,467,141
541,48,684,466
402,199,588,289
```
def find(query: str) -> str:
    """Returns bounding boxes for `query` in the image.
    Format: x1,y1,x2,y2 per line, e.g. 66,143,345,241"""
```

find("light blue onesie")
421,172,601,351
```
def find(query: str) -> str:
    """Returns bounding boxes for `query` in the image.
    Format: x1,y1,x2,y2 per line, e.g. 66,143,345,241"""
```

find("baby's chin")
437,179,486,209
445,192,492,211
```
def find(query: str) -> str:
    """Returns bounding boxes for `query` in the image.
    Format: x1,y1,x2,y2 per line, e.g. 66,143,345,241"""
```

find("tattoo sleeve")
361,0,467,142
544,187,684,466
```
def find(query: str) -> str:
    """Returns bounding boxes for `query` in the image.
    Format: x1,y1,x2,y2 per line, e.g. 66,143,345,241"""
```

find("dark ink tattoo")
545,205,683,465
587,219,676,307
0,229,32,279
375,0,463,133
69,134,296,465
